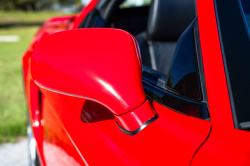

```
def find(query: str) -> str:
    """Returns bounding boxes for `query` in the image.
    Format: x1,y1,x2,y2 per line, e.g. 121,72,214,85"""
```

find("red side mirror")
31,28,157,135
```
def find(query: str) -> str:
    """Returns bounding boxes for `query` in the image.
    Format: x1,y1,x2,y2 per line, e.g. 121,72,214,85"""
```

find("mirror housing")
31,28,157,135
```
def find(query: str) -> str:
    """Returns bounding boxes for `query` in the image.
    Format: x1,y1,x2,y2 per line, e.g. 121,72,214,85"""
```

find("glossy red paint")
31,28,156,132
114,100,155,131
23,15,75,83
41,93,87,166
40,87,211,165
191,127,250,165
22,15,77,166
26,17,211,163
197,0,234,129
24,11,212,165
23,0,250,165
25,58,46,165
43,15,76,30
190,0,250,165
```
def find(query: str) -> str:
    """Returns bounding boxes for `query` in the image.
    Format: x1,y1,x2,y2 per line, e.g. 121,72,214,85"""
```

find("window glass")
240,0,250,34
142,19,209,118
120,0,151,8
215,0,250,128
166,23,201,100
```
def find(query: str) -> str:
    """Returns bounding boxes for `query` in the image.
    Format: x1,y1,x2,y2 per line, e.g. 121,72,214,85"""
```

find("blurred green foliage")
0,10,71,24
0,26,39,143
0,0,81,11
0,11,69,143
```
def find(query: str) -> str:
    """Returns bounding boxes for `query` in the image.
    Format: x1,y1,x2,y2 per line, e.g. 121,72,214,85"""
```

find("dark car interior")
79,0,195,75
135,0,195,75
78,0,210,119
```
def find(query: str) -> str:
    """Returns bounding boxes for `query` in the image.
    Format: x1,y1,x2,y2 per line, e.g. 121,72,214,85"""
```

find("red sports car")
23,0,250,165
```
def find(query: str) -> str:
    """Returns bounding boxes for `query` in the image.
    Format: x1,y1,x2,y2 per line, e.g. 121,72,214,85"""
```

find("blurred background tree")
0,0,81,11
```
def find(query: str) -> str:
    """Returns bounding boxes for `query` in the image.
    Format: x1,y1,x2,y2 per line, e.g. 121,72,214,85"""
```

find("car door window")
214,0,250,129
166,20,201,100
142,18,209,119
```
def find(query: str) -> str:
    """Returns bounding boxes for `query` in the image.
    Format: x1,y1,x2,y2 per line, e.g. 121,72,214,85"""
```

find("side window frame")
142,18,210,119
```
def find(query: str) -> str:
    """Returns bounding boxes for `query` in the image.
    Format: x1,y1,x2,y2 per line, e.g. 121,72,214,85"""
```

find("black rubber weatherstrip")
116,112,159,136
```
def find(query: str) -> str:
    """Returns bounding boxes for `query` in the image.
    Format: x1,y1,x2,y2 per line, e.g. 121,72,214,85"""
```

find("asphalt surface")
0,139,29,166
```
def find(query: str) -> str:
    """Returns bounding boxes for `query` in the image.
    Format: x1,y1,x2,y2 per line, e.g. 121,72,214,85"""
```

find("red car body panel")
26,19,212,163
31,28,156,132
41,89,211,165
22,0,250,165
22,15,77,165
197,0,234,129
190,0,250,165
30,29,146,114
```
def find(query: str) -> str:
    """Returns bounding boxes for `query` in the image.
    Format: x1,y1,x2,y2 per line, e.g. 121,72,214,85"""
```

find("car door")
39,7,212,166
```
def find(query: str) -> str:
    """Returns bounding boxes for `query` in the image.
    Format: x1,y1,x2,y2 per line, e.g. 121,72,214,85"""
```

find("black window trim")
213,0,239,129
142,18,210,120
